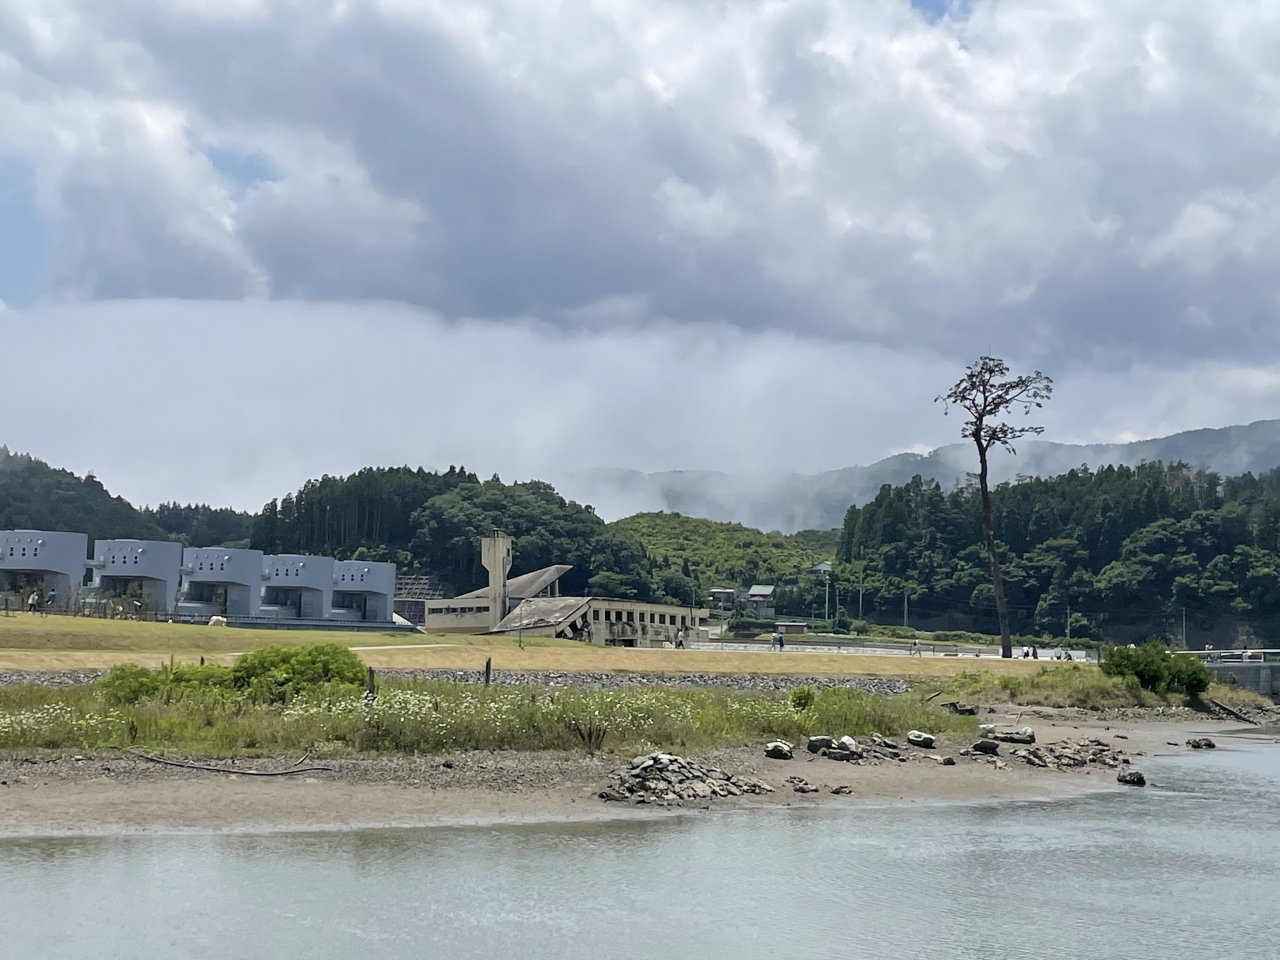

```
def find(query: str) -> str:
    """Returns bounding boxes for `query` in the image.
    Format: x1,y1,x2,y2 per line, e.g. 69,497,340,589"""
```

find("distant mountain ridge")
560,420,1280,533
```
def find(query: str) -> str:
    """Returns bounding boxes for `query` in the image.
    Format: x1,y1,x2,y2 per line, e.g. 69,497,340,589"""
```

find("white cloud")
3,299,1280,518
2,1,1280,510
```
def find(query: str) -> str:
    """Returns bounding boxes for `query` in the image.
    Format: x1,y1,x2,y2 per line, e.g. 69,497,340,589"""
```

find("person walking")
27,590,38,614
675,628,685,650
910,638,922,657
46,586,57,613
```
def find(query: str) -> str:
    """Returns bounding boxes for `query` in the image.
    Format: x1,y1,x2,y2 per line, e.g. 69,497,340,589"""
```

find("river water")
3,744,1280,959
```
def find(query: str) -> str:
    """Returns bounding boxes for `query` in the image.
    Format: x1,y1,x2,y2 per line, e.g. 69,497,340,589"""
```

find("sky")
3,0,1280,514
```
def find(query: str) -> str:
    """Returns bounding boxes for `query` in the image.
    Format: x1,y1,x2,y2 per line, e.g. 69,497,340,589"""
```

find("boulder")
1186,738,1216,750
971,739,1000,756
939,756,957,766
807,735,835,753
906,730,936,749
838,735,859,752
1117,770,1146,787
764,741,794,760
830,785,855,796
993,727,1036,745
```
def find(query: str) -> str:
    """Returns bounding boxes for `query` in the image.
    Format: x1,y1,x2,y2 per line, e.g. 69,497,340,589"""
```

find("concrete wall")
0,530,88,606
423,601,494,633
180,547,265,618
1206,661,1280,702
90,539,183,614
584,601,709,648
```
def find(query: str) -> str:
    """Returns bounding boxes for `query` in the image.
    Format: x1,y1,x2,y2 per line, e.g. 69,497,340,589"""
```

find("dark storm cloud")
2,0,1280,366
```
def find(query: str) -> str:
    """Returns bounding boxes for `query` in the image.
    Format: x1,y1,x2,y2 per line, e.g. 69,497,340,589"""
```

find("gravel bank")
373,668,909,695
0,670,107,687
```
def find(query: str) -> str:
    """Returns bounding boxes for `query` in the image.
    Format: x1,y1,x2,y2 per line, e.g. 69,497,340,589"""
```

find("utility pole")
858,563,865,620
1066,601,1071,642
903,585,908,628
824,573,830,621
1182,607,1187,648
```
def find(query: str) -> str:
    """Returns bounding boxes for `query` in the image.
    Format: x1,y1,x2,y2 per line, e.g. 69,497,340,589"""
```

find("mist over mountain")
561,420,1280,533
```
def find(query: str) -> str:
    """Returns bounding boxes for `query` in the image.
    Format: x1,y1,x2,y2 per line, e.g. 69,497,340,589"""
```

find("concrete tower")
480,532,512,631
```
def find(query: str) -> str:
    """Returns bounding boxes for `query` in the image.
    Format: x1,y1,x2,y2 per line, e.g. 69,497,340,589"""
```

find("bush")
1101,642,1211,696
726,616,776,633
231,644,367,703
790,685,816,711
100,664,164,705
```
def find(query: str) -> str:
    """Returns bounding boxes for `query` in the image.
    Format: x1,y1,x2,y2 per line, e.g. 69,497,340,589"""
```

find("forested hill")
608,513,827,593
833,462,1280,642
0,447,252,548
0,447,164,543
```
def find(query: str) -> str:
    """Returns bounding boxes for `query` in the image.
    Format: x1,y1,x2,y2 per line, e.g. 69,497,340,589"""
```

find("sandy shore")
0,710,1246,836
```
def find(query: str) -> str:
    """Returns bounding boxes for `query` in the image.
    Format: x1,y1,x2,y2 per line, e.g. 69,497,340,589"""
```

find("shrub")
231,644,367,703
726,616,776,633
1101,642,1211,696
100,664,164,705
790,685,816,711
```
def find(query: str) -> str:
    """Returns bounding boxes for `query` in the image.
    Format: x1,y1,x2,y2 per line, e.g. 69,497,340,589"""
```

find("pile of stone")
1186,737,1216,749
769,731,944,765
962,732,1132,772
599,752,774,805
784,775,820,794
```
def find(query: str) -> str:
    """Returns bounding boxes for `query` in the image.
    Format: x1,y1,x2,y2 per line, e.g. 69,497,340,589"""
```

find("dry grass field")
0,613,1066,679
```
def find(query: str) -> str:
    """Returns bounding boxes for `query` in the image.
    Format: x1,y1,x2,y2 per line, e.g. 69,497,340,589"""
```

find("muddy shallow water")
2,745,1279,959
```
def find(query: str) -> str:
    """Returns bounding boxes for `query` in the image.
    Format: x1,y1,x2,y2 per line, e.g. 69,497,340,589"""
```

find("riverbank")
0,710,1244,835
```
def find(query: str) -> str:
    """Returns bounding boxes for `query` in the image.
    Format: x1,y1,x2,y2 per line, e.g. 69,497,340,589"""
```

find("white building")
0,530,88,606
258,554,397,622
89,539,184,615
180,547,265,618
260,554,334,619
331,559,396,621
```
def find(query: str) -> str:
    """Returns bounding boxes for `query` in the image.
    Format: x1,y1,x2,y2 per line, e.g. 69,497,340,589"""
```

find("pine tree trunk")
977,441,1013,658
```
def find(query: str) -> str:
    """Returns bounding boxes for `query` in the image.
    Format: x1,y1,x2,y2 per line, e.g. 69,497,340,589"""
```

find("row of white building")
0,529,395,623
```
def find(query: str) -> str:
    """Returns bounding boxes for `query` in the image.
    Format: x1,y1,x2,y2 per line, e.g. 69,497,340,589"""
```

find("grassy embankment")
0,676,979,759
921,663,1273,713
0,613,1065,678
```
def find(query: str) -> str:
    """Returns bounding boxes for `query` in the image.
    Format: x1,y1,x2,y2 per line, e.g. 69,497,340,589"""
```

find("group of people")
5,587,56,615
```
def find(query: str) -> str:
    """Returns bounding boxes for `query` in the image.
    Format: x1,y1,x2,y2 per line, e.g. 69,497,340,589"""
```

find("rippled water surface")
3,745,1280,959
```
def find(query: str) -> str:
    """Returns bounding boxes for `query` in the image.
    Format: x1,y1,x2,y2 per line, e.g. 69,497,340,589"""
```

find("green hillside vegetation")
609,512,825,595
0,446,165,543
828,461,1280,643
146,502,253,546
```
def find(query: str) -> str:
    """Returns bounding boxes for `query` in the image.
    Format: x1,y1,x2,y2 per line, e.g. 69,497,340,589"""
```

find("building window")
681,616,687,627
626,611,634,623
659,614,666,624
593,609,600,621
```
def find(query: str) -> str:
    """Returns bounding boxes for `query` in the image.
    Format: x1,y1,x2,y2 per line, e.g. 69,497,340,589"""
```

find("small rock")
1117,770,1146,787
939,756,956,766
1186,738,1216,750
764,741,794,760
906,730,936,749
830,785,855,796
